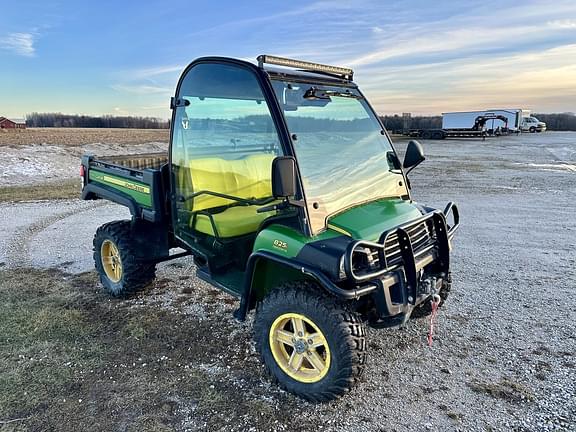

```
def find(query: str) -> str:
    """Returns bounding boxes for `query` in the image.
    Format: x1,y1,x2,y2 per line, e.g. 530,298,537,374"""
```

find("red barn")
0,117,26,129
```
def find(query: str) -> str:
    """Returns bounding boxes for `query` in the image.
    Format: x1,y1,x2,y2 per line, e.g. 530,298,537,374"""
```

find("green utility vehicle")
81,55,459,401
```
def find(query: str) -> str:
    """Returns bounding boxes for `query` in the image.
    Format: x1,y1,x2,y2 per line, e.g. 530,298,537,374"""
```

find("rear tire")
93,220,156,297
254,282,367,402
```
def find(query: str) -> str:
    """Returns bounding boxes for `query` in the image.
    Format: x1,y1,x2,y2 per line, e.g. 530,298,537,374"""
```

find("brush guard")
343,203,459,325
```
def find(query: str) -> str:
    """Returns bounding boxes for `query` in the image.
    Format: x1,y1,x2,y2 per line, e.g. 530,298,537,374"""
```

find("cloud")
130,65,183,80
0,32,36,57
113,107,130,115
184,1,357,39
111,84,172,95
141,104,170,110
347,21,573,67
548,19,576,29
361,44,576,114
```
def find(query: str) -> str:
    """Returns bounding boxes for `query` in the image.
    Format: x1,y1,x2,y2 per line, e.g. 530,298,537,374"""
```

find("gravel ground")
0,200,129,272
0,131,574,431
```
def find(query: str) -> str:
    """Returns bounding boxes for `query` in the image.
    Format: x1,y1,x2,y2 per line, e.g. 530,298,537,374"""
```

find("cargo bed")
81,152,169,222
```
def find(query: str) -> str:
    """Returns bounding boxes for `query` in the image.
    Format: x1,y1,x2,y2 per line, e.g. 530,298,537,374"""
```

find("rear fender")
82,183,140,217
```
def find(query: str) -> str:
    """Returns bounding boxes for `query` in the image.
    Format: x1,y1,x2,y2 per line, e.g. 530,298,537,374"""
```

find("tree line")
25,112,169,129
379,115,442,133
532,113,576,131
23,111,576,131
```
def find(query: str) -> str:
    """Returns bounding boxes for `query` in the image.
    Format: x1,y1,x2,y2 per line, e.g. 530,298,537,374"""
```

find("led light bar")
257,54,354,80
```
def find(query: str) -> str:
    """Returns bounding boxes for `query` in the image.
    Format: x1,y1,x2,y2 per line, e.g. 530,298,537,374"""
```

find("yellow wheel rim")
101,239,122,283
269,313,331,383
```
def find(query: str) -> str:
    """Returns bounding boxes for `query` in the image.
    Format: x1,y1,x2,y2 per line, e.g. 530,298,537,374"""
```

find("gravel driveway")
0,132,574,431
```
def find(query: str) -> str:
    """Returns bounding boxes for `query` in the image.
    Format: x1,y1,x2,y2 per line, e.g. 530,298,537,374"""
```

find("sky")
0,0,575,119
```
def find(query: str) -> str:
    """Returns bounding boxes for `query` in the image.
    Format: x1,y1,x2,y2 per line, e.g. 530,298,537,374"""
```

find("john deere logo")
273,239,288,251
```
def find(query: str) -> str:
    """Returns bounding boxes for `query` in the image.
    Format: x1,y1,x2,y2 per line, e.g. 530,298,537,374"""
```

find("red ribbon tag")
427,295,441,347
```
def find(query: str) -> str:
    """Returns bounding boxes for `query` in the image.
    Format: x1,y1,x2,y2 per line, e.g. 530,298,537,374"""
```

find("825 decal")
273,239,288,251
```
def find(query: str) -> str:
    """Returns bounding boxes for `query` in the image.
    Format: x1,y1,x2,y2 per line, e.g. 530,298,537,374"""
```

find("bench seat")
188,154,276,238
193,205,276,237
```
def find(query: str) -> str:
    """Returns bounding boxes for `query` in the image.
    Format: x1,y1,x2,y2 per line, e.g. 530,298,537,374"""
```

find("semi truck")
80,54,459,401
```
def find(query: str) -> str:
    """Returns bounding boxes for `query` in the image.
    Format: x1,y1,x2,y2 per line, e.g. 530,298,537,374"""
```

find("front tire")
93,220,156,297
254,282,366,402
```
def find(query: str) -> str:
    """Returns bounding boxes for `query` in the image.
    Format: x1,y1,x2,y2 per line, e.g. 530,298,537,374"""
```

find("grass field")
0,179,80,202
0,128,169,147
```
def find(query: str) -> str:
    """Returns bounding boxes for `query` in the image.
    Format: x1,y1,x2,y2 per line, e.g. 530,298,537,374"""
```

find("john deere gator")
81,55,460,401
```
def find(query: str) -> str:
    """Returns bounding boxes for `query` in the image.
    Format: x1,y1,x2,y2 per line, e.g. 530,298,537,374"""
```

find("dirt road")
0,131,574,431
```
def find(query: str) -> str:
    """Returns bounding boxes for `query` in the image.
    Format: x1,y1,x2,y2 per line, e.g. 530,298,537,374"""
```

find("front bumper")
344,202,459,326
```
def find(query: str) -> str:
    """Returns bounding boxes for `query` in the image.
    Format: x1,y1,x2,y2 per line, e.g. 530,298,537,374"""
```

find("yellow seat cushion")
194,205,276,237
188,154,277,237
190,154,275,211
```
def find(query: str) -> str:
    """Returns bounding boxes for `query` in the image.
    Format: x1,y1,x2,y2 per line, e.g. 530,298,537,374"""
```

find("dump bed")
81,152,169,222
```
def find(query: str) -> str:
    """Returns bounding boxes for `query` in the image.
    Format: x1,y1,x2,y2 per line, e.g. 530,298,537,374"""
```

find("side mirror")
272,156,297,198
403,140,425,174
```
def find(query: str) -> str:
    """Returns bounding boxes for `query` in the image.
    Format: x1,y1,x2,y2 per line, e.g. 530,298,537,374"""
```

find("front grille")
382,220,434,267
347,208,454,282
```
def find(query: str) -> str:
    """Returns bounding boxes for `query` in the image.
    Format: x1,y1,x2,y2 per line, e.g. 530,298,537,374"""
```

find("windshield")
272,80,407,234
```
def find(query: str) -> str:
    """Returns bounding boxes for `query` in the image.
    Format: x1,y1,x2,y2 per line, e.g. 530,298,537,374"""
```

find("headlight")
352,246,380,276
340,244,385,281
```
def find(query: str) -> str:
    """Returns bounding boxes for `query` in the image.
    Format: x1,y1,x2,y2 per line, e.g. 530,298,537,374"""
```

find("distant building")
0,117,26,129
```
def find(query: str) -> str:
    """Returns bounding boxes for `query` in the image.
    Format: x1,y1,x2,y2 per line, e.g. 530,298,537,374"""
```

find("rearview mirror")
403,140,425,174
272,156,297,198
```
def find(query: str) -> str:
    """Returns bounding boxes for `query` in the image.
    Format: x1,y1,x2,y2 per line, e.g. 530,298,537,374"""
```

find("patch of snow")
0,142,168,186
517,162,576,173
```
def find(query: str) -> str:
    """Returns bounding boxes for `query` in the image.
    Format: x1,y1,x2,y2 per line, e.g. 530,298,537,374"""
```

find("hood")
326,198,422,241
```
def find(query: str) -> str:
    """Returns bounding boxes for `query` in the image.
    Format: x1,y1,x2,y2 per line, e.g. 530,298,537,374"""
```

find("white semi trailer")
442,111,485,130
442,109,529,133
